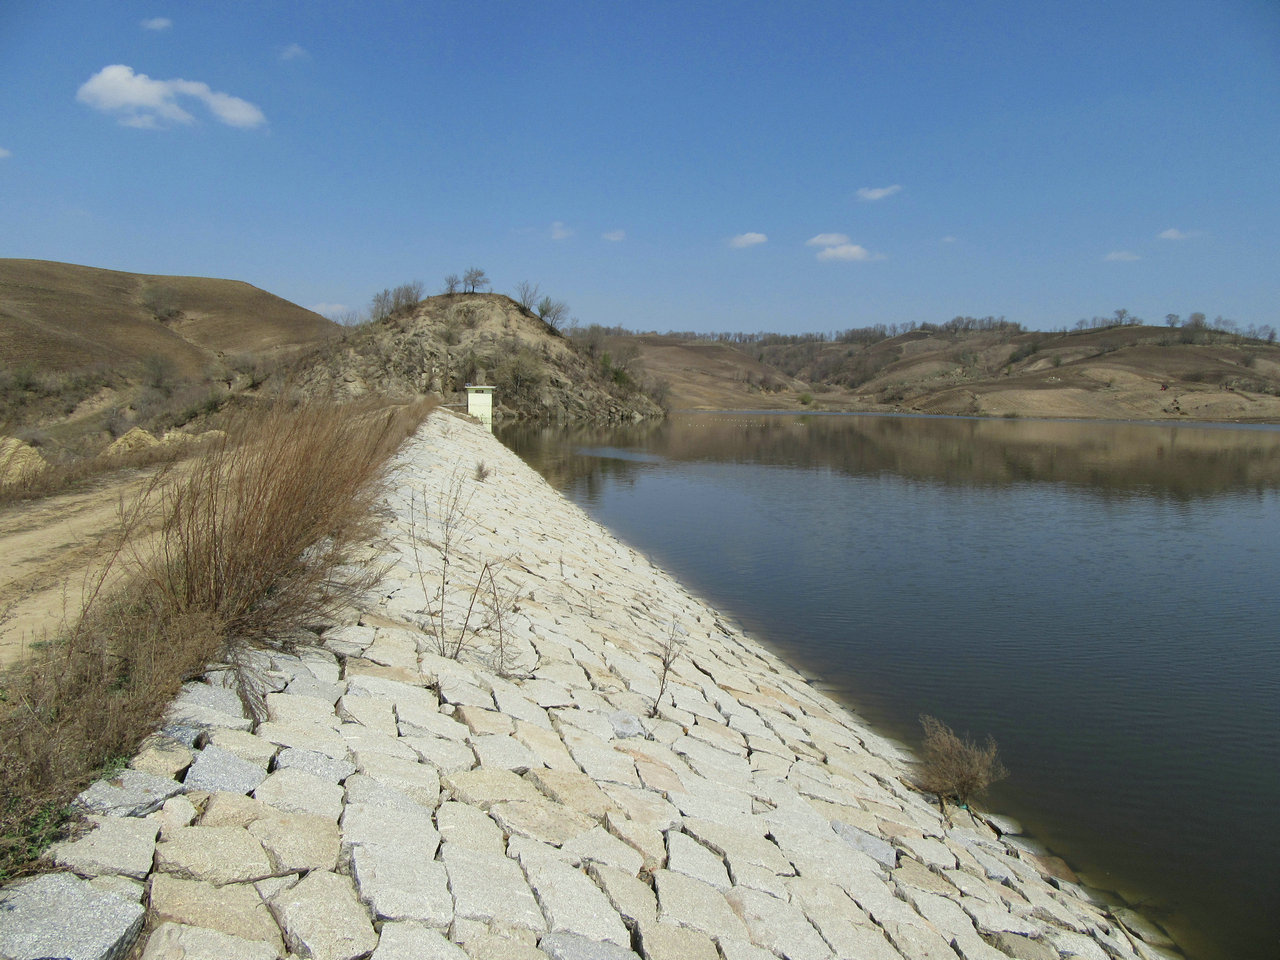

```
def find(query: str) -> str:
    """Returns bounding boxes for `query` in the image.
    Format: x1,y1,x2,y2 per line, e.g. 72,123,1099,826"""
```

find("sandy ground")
0,471,162,669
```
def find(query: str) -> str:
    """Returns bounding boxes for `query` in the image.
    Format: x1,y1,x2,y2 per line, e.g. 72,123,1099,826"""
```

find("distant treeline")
580,308,1276,349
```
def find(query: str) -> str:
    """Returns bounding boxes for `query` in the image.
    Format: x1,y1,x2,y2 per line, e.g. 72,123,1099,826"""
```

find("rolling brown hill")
1,259,339,378
1,259,342,452
616,325,1280,422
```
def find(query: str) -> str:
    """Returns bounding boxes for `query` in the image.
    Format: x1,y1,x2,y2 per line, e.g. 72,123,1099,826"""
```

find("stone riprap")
3,412,1183,960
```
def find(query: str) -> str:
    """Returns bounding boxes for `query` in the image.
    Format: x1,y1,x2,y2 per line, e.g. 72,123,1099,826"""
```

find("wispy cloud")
941,235,957,243
729,232,767,248
1158,228,1195,240
817,243,884,262
806,233,850,247
856,184,902,202
140,17,172,31
602,229,626,242
0,147,11,160
77,65,266,129
281,43,308,61
550,221,573,240
1105,250,1142,262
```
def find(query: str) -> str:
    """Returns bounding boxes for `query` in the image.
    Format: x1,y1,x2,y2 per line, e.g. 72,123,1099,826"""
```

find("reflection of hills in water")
501,413,1280,500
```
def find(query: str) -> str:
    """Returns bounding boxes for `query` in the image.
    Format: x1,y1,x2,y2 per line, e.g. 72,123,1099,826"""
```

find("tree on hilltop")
463,267,489,293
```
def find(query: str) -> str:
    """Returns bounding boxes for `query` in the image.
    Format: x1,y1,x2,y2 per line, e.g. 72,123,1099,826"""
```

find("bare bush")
917,714,1008,810
463,267,490,294
0,396,434,878
649,621,686,717
408,469,522,671
443,274,460,295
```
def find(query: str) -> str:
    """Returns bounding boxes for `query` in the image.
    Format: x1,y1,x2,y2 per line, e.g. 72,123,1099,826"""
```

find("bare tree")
443,274,460,295
391,281,425,313
463,267,489,294
536,296,569,331
514,280,541,311
369,288,393,323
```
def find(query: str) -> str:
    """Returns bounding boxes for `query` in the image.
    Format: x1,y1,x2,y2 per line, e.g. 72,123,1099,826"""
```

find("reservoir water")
500,412,1280,960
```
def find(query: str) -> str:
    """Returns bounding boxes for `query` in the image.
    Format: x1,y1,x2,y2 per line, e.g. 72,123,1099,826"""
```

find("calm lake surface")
499,412,1280,960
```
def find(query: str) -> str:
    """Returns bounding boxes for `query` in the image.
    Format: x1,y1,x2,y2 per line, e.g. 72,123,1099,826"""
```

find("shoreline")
0,411,1184,960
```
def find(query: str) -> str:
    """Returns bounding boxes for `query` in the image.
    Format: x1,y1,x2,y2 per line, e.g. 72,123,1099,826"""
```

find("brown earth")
0,469,162,669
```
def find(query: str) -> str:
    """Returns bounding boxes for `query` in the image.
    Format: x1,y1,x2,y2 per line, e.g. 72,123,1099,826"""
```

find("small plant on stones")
649,620,686,718
916,714,1008,813
474,460,490,482
409,468,523,674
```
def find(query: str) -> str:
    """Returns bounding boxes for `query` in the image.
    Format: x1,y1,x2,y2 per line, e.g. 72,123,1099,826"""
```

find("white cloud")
816,243,884,262
77,64,266,129
1105,250,1142,261
550,221,573,240
307,302,349,317
0,147,11,159
806,233,850,247
729,232,767,248
856,184,902,202
140,17,172,30
1158,228,1194,240
602,229,626,242
281,43,308,61
941,235,957,243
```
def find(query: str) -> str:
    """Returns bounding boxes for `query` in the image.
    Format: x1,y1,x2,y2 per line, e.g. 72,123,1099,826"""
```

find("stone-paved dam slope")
0,412,1181,960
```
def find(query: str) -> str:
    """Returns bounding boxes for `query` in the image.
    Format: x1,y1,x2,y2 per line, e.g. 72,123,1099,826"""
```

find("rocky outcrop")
3,412,1181,960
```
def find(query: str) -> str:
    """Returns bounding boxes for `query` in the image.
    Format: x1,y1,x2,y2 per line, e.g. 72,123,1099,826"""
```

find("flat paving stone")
352,842,453,925
637,920,721,960
587,862,657,930
268,870,378,960
0,873,145,960
75,769,183,817
147,873,284,953
653,869,748,942
50,814,158,880
274,746,356,782
444,766,544,808
441,843,547,933
491,798,597,846
666,830,731,891
153,825,272,884
539,931,641,960
139,921,278,960
725,886,834,960
516,842,631,946
371,922,469,960
435,799,506,853
182,744,270,795
249,810,341,872
253,766,345,820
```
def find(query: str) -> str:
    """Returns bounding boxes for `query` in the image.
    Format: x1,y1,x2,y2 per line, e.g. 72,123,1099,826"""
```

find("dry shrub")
0,395,435,879
917,714,1008,809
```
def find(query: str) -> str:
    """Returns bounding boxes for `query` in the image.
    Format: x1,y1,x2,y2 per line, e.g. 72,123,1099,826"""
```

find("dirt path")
0,471,164,669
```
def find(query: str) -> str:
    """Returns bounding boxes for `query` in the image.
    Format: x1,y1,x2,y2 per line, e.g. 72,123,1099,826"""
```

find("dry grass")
0,395,434,879
917,714,1008,810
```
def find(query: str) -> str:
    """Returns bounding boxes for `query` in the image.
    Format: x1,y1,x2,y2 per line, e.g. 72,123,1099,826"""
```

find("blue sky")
2,0,1277,334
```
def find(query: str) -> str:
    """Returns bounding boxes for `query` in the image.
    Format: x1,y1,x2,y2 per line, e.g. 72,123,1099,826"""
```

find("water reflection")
503,413,1280,500
499,412,1280,960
